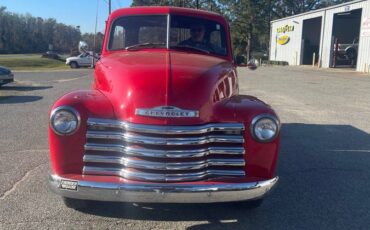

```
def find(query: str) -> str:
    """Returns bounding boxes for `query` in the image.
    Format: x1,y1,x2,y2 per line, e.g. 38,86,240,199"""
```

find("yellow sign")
277,25,294,33
278,35,290,45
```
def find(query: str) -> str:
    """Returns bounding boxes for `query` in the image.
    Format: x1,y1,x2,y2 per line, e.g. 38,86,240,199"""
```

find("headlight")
50,106,80,135
251,114,280,142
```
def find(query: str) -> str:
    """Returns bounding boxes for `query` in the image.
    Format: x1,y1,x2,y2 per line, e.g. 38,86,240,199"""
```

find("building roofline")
271,0,367,23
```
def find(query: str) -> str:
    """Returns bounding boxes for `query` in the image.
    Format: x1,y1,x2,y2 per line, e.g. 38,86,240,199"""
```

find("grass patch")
0,55,68,70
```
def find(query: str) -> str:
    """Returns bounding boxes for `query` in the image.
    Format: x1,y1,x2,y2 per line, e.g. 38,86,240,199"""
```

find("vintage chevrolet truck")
48,6,280,209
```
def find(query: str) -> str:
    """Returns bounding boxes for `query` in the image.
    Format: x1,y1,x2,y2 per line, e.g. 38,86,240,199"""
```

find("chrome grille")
83,118,246,182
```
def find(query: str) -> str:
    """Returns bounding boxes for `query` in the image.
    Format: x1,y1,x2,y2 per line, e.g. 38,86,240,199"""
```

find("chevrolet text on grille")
135,106,199,118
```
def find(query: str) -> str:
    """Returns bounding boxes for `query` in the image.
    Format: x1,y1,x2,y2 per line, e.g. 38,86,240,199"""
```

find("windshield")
108,15,228,56
170,15,227,56
109,15,167,50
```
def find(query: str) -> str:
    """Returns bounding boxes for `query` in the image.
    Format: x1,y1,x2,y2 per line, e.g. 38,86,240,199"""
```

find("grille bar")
87,131,244,145
83,166,246,182
84,155,245,170
88,118,245,135
85,143,245,158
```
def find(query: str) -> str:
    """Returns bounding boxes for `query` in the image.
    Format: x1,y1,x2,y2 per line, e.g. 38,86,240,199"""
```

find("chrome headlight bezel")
50,106,81,136
250,114,280,143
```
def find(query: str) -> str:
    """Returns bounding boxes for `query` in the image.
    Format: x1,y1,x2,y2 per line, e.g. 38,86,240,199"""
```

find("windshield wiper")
171,45,210,54
125,42,166,51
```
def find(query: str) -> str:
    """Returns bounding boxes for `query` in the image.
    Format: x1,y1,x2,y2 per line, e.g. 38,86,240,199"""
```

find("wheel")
62,197,89,210
233,199,264,209
346,48,357,61
70,62,79,69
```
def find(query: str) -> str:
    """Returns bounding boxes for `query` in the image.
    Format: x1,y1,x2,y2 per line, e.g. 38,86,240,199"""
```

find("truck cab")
48,7,280,209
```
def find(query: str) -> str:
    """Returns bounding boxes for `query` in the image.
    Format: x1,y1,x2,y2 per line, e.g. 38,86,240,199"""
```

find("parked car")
0,66,14,87
42,51,61,60
251,49,269,60
48,7,281,210
65,53,96,68
336,37,359,61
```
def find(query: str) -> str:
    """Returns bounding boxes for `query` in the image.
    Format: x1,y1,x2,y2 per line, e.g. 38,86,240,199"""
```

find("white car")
0,66,14,87
65,53,95,68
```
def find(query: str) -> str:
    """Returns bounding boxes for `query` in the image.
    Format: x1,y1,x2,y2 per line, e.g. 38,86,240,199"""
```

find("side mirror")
78,41,89,54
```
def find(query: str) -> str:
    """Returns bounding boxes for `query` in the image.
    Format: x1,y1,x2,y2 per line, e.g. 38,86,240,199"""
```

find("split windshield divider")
167,14,170,49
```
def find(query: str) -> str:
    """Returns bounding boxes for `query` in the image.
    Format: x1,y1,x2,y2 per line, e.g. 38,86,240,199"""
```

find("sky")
0,0,132,33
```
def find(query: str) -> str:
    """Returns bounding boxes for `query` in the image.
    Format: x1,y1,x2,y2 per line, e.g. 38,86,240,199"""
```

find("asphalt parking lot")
0,66,369,229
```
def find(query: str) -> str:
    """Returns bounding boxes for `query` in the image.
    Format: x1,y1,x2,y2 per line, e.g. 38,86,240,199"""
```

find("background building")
270,0,370,73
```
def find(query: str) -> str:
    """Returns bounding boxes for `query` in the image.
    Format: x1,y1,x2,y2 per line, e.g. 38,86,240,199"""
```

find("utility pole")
93,0,99,67
109,0,112,14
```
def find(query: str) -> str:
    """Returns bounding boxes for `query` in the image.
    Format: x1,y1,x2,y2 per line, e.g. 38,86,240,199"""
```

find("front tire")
62,197,89,210
69,62,79,69
346,48,357,61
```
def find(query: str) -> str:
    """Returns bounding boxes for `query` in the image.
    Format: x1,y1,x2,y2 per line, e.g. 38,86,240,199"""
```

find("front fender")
48,90,115,175
213,95,280,179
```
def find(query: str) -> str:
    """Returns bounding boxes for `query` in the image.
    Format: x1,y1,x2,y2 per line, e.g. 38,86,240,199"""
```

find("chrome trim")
135,106,199,118
250,114,281,143
85,143,245,158
166,14,170,49
86,131,244,145
49,174,278,203
83,155,245,170
50,106,81,136
83,166,245,182
87,118,244,135
84,118,245,182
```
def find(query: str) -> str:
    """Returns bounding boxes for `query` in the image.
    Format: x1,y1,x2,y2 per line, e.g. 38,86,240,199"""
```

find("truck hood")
95,51,234,125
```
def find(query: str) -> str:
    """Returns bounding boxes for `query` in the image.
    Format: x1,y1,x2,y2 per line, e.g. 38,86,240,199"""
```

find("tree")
272,0,353,18
217,0,272,60
0,6,82,54
131,0,218,10
81,32,104,53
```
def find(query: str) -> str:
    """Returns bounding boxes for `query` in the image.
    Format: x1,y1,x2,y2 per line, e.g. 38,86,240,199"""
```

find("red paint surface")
49,7,280,183
94,51,235,125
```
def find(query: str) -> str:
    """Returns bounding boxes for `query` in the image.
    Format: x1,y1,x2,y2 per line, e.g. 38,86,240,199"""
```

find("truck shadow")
0,95,43,104
1,85,52,91
79,123,370,229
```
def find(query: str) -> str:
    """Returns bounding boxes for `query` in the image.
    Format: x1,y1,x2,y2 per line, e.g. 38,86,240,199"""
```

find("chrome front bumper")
49,174,278,203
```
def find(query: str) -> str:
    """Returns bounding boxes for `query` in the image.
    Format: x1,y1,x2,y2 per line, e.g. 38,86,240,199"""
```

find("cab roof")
109,6,226,23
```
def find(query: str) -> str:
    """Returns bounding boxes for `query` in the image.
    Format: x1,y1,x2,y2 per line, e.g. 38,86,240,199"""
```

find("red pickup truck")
48,6,280,210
